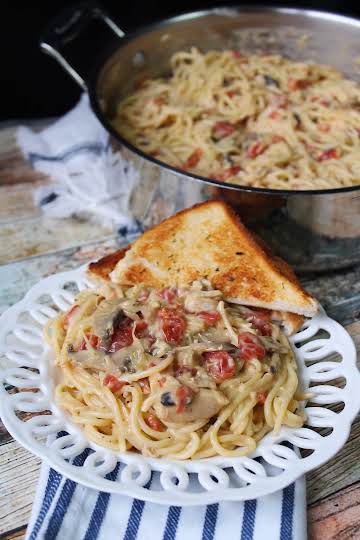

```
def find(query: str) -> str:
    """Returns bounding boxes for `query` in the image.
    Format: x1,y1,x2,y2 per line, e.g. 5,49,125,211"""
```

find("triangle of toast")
106,201,317,318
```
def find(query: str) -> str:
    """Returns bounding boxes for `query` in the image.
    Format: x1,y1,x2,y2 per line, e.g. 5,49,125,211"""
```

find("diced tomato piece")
269,110,281,120
159,308,186,345
203,350,236,383
318,148,339,161
222,166,242,180
134,320,148,338
318,123,330,132
232,50,243,58
256,392,267,405
245,310,272,336
198,311,221,325
246,142,267,159
269,94,288,109
103,373,126,393
287,78,309,91
108,324,133,352
212,121,235,140
160,287,178,304
209,173,224,181
310,96,330,107
145,413,165,431
227,90,238,98
79,334,99,351
64,305,79,329
237,332,266,361
184,148,203,169
175,385,194,414
138,378,150,394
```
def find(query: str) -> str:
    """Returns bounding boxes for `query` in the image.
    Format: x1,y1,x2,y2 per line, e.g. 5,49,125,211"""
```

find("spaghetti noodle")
46,280,305,459
114,49,360,190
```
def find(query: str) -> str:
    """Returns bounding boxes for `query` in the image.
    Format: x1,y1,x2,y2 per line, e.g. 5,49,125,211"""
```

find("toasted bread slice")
88,247,305,334
87,247,129,286
108,201,318,318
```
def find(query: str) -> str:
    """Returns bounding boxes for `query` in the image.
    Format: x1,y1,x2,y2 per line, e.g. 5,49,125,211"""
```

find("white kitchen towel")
17,94,140,232
25,451,306,540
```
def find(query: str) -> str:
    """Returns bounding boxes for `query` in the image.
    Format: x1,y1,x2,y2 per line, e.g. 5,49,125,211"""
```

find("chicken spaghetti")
45,280,305,459
114,48,360,190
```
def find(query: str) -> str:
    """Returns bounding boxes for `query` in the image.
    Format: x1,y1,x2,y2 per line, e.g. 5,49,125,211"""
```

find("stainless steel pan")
41,2,360,272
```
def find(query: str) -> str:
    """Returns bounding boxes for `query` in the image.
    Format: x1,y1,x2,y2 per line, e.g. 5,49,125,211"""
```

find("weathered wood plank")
0,181,48,224
0,216,113,264
0,122,52,188
301,266,360,326
0,526,26,540
0,237,121,316
0,127,48,187
308,480,360,540
0,441,40,535
307,414,360,505
307,321,360,505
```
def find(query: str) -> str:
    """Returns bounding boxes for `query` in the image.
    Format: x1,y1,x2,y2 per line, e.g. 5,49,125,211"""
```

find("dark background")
2,0,359,120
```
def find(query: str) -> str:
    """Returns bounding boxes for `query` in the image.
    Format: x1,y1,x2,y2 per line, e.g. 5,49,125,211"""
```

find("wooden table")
0,121,360,540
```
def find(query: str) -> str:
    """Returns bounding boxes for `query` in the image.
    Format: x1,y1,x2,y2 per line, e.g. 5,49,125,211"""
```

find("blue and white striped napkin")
25,453,306,540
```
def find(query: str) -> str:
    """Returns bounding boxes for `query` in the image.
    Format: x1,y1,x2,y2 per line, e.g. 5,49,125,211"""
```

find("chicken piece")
154,378,228,423
176,348,196,368
184,291,220,313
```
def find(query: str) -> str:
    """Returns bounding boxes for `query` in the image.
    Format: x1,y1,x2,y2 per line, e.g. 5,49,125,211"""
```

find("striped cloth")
25,452,306,540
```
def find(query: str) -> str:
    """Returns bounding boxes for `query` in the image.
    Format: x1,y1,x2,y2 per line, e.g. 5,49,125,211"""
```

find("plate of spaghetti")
114,49,360,190
1,202,359,504
48,280,305,460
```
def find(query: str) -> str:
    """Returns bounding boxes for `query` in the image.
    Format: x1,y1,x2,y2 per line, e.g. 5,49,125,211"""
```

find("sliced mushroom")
160,392,176,406
111,344,149,372
184,291,220,313
258,336,288,353
263,74,279,87
154,384,228,423
92,299,125,344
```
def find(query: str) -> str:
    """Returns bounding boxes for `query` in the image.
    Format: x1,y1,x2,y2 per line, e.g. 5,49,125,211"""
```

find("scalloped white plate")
0,265,359,505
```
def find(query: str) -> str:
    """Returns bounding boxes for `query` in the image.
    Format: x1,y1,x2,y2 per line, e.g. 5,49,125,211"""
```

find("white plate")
0,265,359,505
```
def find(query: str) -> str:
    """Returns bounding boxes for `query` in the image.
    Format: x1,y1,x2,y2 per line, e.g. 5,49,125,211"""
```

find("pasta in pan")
114,48,360,190
45,280,305,459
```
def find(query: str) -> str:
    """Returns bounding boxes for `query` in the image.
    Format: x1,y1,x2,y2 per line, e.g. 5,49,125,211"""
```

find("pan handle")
40,1,125,90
